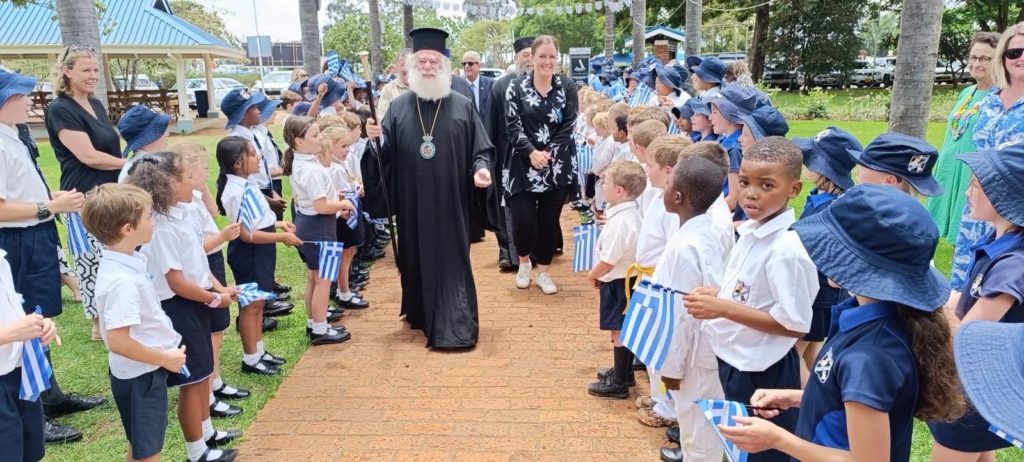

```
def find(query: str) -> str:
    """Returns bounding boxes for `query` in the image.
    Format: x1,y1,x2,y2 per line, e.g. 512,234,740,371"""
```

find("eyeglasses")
968,55,993,63
461,62,479,67
1004,48,1024,60
61,44,96,61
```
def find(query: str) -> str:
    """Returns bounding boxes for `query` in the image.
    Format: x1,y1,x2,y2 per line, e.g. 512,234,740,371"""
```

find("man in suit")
461,51,494,116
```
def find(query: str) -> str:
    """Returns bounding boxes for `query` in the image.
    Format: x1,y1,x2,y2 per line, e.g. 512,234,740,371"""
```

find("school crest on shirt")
731,280,750,304
970,272,984,298
907,154,931,173
814,348,834,383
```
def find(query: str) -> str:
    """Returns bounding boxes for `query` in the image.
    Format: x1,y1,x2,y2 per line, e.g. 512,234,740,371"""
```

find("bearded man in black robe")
365,28,493,349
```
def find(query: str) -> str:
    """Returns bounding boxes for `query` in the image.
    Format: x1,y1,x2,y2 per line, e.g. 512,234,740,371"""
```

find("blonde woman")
724,60,755,88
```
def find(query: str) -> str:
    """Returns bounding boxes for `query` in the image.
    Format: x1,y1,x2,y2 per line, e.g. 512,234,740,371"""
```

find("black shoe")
43,419,82,444
337,294,369,309
307,325,347,335
587,379,629,399
498,259,517,273
43,393,106,418
273,282,291,294
328,306,346,316
206,428,242,448
666,425,680,445
241,360,279,376
209,400,242,418
261,352,287,366
633,357,647,371
213,383,250,400
326,311,344,323
660,446,683,462
263,300,294,317
309,328,351,345
261,316,278,332
351,280,368,292
273,292,291,302
596,367,636,387
197,448,239,462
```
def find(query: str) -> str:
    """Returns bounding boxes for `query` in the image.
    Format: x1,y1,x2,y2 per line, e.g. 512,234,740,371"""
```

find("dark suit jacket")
452,76,473,105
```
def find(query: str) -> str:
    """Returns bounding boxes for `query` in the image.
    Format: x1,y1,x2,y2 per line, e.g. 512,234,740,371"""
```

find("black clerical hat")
513,37,534,53
410,28,449,53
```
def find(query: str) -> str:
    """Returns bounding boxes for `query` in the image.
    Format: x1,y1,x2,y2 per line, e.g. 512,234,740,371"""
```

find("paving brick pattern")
237,211,666,461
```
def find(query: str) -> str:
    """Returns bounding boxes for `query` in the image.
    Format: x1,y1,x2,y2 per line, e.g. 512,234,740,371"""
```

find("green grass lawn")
32,122,1022,461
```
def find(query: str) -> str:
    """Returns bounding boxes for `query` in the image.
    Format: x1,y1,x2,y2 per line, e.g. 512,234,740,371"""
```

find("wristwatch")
35,202,52,220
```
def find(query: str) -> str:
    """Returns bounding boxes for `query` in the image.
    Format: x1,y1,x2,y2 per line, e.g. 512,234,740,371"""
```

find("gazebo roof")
0,0,244,60
624,25,686,48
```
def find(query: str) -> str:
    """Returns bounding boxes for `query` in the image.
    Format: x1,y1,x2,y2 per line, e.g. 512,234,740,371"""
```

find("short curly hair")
742,136,803,180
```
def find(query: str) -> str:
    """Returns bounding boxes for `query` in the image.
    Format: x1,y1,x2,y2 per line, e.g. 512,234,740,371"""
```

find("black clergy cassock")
365,90,496,349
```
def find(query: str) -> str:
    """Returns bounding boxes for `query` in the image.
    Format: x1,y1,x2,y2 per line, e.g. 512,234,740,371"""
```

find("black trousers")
508,187,569,266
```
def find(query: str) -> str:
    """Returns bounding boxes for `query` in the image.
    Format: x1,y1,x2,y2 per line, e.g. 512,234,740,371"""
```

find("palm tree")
603,2,615,60
368,0,383,76
299,0,322,76
684,0,702,58
889,0,943,138
631,0,646,68
55,0,108,107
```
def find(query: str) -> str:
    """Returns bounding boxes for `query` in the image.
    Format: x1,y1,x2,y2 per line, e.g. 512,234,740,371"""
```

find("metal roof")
624,26,686,48
0,0,244,59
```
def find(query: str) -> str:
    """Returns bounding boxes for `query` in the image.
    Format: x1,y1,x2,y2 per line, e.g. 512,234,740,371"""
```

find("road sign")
569,47,591,84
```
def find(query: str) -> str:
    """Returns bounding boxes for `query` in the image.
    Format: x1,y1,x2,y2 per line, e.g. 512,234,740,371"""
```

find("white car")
479,68,503,79
170,78,246,109
850,60,882,87
254,71,293,98
113,74,160,91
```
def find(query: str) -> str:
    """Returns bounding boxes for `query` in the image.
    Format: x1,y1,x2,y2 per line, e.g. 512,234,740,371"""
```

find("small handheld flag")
990,425,1024,448
572,223,599,272
66,212,91,257
338,60,365,86
325,51,341,77
19,306,52,402
696,399,750,462
179,364,191,378
576,144,593,190
236,282,276,307
628,83,654,107
619,280,676,371
344,192,360,230
667,119,682,135
317,241,344,282
239,183,266,237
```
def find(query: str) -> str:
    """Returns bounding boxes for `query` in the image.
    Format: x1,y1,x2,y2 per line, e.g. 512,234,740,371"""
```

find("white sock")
307,319,314,328
212,399,230,413
185,439,208,461
339,291,353,301
242,352,261,366
212,376,224,390
202,418,215,441
312,322,328,335
256,340,265,357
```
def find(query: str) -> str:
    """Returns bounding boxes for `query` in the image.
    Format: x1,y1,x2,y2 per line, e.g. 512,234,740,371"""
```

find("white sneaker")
515,265,531,289
536,272,557,295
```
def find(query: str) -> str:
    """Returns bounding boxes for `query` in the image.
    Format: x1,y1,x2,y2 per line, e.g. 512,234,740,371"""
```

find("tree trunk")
889,0,942,138
368,0,383,76
299,0,322,76
55,0,108,107
684,0,702,58
604,4,615,60
403,5,414,49
631,0,646,69
748,4,769,83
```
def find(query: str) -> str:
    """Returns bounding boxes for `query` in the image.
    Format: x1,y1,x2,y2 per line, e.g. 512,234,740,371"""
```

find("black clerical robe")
371,90,493,349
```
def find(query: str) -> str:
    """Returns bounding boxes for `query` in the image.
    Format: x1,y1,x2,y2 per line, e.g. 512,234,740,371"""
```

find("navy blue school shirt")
718,130,742,174
797,297,919,461
799,189,836,219
799,190,846,311
956,230,1024,323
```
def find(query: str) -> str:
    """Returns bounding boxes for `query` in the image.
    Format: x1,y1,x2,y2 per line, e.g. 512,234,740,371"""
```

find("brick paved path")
237,212,665,461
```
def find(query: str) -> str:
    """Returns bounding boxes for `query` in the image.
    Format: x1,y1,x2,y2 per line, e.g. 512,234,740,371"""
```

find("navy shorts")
803,275,843,342
0,222,62,317
718,349,800,462
161,296,213,387
110,368,168,459
928,402,1013,452
227,226,276,298
206,252,230,333
335,215,365,248
0,369,44,462
294,212,337,271
599,277,636,331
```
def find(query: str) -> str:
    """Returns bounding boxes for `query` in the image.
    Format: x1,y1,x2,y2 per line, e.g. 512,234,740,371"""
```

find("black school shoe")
261,352,286,366
43,419,83,444
206,429,242,448
326,311,344,323
273,282,291,294
306,325,347,336
336,294,369,309
666,425,679,444
213,383,250,400
43,393,106,418
309,327,351,345
241,360,279,376
209,400,242,418
273,292,291,302
659,447,683,462
596,367,636,387
197,448,239,462
263,300,294,317
587,379,630,399
261,317,278,332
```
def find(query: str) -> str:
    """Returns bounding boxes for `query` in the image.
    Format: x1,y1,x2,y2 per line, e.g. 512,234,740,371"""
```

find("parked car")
479,68,503,79
170,78,247,108
715,52,747,63
762,67,798,90
850,60,883,87
874,56,897,86
798,69,844,89
253,71,293,98
934,59,968,84
113,74,160,91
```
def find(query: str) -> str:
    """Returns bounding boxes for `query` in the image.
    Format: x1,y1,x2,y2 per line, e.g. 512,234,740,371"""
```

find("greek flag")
338,60,365,86
990,425,1024,448
344,192,359,230
572,223,598,272
668,119,682,135
236,282,275,307
619,280,676,371
66,212,91,257
239,183,266,236
576,144,593,189
318,241,344,282
697,399,750,462
325,51,341,77
628,83,654,107
20,306,52,402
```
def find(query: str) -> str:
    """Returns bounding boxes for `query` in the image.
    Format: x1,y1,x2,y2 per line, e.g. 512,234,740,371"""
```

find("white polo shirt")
635,189,679,267
252,124,282,181
187,191,223,255
141,205,214,301
595,200,642,282
117,149,150,184
290,153,334,216
0,124,52,228
707,194,735,256
228,125,272,189
94,250,182,379
654,214,730,377
703,208,819,372
221,174,275,230
0,250,25,376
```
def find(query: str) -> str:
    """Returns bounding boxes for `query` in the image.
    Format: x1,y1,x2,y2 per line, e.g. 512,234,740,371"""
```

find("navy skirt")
206,251,230,333
161,296,213,387
295,212,337,271
928,402,1013,452
335,214,365,248
227,225,276,305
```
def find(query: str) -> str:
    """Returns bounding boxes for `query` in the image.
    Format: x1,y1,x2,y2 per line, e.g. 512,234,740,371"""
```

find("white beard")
406,53,453,101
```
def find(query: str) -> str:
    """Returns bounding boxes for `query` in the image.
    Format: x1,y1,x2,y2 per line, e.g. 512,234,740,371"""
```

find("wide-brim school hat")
118,105,171,156
0,69,37,106
693,57,726,84
847,132,943,196
258,97,282,124
706,85,760,125
221,88,267,129
685,56,702,72
957,145,1024,227
739,105,789,142
955,320,1024,439
291,101,311,116
793,126,860,191
654,65,682,93
792,184,949,312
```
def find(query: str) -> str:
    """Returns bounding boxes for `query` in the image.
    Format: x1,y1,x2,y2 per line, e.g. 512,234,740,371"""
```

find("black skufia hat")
410,28,449,53
513,37,535,53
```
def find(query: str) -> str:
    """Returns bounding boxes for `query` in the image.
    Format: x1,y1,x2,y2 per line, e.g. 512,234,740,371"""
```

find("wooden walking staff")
358,51,400,266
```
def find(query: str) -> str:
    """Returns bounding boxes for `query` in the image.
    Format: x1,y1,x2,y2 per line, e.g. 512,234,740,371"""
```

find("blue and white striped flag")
697,399,750,462
239,183,266,237
576,144,593,189
325,51,341,77
990,425,1024,448
628,83,655,107
317,241,344,282
66,212,91,257
667,119,682,135
572,223,598,272
20,306,52,402
337,60,365,86
619,280,676,371
344,191,360,230
236,282,275,307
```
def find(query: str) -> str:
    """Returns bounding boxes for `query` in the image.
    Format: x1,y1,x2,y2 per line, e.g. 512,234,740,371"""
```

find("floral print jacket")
503,72,579,197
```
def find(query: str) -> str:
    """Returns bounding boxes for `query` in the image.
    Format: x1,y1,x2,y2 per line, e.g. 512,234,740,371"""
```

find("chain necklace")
415,97,443,159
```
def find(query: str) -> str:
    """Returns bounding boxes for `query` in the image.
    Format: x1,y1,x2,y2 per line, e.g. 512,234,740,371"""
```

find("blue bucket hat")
957,143,1024,227
848,133,942,196
305,74,346,108
673,98,711,120
693,57,726,85
955,320,1024,440
257,97,282,124
706,85,761,124
291,101,311,116
654,64,683,93
221,88,267,129
740,105,789,141
685,56,702,72
792,184,949,311
287,82,306,97
0,68,37,106
793,126,861,191
117,105,170,156
670,63,689,82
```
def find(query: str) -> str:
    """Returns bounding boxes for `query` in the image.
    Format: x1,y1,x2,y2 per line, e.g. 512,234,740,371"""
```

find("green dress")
926,85,991,243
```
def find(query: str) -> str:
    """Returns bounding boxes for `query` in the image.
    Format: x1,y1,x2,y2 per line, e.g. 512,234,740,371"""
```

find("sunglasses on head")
1005,47,1024,60
62,45,96,61
461,61,479,67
